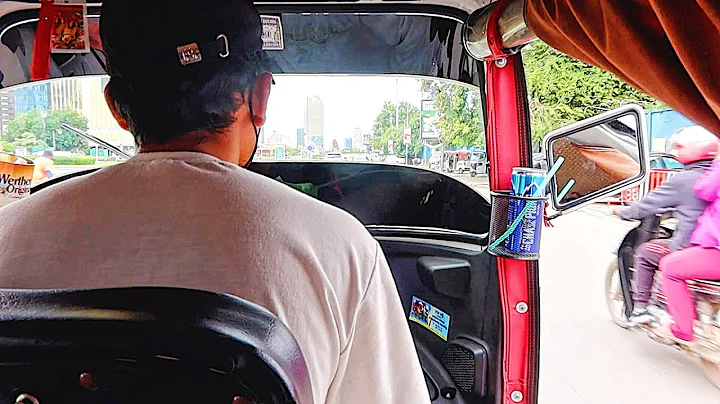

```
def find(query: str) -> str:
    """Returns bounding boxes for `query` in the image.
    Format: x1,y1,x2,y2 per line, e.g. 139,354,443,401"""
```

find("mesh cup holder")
488,191,548,260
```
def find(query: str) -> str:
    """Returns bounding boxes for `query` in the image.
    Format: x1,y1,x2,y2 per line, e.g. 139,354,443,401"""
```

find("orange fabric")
525,0,720,136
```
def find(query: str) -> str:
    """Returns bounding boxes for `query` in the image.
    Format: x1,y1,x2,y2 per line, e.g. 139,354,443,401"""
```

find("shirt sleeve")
619,174,683,220
694,159,720,202
326,243,430,404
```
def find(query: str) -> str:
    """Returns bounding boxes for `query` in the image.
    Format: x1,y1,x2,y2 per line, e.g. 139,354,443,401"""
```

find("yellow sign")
0,152,34,208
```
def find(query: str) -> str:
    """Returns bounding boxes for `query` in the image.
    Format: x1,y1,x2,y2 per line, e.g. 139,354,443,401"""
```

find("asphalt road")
450,172,720,403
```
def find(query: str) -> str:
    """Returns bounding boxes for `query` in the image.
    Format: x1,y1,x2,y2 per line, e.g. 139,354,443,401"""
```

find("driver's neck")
137,126,251,166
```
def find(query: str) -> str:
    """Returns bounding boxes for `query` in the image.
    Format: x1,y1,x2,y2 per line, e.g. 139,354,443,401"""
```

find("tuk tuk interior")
0,1,718,403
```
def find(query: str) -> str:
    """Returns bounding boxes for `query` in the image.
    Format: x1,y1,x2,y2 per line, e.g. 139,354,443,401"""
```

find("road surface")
451,172,720,403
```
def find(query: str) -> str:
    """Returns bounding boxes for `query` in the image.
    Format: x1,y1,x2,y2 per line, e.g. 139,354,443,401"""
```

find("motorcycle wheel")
605,260,630,328
702,360,720,390
470,171,477,177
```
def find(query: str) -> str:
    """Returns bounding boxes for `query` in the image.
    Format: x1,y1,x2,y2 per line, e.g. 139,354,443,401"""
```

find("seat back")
0,287,313,404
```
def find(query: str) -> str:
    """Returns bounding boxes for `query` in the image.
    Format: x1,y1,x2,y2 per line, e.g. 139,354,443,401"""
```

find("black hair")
106,55,264,146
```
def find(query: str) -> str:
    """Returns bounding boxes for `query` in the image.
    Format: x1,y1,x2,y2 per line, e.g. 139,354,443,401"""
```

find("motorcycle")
605,209,720,388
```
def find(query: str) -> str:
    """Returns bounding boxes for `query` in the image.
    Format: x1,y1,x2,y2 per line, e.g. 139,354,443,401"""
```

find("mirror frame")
542,104,650,215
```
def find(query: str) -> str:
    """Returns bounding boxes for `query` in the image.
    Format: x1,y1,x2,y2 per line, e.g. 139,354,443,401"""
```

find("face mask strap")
244,84,261,168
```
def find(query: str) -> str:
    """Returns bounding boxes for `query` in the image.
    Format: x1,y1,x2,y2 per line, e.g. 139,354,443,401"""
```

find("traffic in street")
452,172,720,403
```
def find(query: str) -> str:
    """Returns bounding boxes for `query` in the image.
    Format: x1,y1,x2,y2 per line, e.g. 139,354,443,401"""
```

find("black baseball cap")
100,0,263,84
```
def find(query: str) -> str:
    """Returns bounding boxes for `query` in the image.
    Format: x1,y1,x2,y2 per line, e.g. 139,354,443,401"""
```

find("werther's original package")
0,152,34,208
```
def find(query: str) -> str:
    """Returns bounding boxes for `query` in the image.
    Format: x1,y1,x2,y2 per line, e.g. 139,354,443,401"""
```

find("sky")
263,75,423,148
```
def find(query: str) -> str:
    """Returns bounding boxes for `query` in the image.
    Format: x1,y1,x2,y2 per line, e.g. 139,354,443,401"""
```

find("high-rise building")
268,129,282,145
79,77,135,154
304,96,324,148
344,137,353,150
0,90,15,133
13,83,49,114
353,127,363,149
258,127,266,145
50,79,82,111
297,128,305,147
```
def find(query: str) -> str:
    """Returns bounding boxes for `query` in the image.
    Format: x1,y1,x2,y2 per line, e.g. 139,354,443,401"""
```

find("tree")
371,101,423,157
420,80,485,148
331,139,340,152
523,42,665,142
3,109,89,151
11,132,46,148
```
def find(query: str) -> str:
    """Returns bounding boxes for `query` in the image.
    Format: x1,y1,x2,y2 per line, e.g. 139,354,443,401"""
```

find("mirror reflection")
549,113,642,205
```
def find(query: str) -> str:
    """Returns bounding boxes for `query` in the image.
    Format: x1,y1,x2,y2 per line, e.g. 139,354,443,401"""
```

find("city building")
13,82,49,114
0,90,15,133
267,129,282,145
353,127,364,149
80,77,135,155
344,137,353,150
45,77,134,154
304,95,323,148
50,79,82,111
297,128,305,147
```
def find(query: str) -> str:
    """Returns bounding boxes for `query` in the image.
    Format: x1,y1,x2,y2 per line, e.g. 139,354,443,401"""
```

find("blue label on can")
506,168,546,255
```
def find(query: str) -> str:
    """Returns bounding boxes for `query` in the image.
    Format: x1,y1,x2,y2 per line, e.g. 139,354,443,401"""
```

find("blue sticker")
409,296,450,341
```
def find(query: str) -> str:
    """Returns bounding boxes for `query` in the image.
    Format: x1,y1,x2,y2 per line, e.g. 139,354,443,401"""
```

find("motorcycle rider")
655,141,720,344
612,126,719,325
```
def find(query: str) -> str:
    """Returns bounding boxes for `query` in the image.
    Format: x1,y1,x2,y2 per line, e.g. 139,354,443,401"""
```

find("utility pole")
395,78,399,128
405,102,409,165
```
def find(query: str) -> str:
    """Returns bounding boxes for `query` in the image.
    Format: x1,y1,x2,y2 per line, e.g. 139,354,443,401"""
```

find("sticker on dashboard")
409,296,450,341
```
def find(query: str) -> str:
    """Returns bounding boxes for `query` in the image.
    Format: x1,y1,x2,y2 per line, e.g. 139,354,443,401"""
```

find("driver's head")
100,0,273,166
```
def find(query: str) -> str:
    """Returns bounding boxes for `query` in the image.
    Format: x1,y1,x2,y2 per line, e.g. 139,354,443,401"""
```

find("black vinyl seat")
0,287,313,404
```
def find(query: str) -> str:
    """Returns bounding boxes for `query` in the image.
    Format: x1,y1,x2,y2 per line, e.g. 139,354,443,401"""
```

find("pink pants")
660,246,720,341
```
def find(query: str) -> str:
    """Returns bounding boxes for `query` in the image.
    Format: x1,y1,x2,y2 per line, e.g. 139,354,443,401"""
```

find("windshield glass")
0,75,485,185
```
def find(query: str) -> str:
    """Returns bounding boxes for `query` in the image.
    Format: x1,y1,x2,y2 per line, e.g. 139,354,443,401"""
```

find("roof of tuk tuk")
2,0,718,139
0,0,493,89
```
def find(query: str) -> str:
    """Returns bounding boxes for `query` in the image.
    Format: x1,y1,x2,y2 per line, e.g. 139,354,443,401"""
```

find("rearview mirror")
543,105,649,215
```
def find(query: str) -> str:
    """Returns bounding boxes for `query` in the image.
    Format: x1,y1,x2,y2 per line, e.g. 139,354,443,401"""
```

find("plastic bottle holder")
487,191,548,260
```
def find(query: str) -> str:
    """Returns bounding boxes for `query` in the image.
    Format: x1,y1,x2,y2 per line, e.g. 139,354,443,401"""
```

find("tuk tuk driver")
0,0,429,403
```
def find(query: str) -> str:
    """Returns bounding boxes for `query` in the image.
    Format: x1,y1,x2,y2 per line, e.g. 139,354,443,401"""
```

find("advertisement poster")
51,2,90,53
421,99,440,140
261,15,284,50
409,296,450,341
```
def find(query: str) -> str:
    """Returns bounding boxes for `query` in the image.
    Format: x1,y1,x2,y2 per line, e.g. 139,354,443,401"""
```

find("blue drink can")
506,167,546,254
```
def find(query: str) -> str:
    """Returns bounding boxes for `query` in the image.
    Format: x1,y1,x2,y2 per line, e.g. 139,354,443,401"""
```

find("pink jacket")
691,158,720,249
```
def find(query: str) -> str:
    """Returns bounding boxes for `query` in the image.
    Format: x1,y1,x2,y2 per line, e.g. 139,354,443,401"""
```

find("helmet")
666,126,720,165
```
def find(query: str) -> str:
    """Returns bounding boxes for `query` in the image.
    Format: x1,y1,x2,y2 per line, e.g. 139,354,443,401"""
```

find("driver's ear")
104,82,130,131
248,72,273,127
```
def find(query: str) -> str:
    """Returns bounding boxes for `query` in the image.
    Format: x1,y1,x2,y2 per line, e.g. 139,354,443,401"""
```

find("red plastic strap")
543,203,553,227
31,0,54,81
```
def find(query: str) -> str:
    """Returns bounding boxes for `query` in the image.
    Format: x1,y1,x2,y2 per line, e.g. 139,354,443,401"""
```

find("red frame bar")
485,1,538,403
31,0,53,81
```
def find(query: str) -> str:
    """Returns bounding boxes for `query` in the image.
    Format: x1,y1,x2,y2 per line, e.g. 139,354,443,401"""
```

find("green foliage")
9,132,46,148
420,80,485,148
0,141,15,152
51,156,98,165
371,101,423,157
523,42,665,141
3,109,89,152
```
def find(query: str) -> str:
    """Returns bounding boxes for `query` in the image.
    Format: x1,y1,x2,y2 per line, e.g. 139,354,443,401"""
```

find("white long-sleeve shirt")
0,151,429,404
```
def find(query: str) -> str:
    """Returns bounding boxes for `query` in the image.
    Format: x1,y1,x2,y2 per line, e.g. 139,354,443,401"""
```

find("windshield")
0,75,485,185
